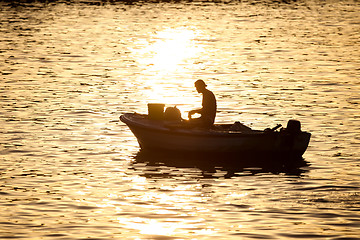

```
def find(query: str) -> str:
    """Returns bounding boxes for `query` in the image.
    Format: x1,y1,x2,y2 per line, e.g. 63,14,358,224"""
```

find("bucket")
147,103,165,120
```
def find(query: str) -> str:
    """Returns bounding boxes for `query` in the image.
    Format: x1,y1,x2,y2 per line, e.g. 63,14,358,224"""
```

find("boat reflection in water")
132,150,309,179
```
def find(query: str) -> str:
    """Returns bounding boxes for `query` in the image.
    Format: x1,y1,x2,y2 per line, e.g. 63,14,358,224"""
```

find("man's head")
194,79,207,93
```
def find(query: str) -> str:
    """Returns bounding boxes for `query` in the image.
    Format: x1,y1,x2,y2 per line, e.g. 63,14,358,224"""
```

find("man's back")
202,88,217,124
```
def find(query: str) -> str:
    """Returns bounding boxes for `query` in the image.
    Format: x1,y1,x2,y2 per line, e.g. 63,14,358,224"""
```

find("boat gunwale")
120,113,298,139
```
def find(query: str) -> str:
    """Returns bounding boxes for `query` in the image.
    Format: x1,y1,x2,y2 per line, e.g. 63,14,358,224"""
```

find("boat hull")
120,113,311,157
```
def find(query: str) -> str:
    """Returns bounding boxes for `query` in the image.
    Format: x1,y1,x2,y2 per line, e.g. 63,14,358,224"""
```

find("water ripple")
1,1,359,239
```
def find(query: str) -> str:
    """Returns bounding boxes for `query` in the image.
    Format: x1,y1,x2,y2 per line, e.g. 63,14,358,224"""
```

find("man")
188,79,217,128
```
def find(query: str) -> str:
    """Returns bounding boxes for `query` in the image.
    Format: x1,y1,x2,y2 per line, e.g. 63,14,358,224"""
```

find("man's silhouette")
188,80,217,128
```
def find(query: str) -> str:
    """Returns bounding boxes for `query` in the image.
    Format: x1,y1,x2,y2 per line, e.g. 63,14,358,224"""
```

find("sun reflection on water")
117,217,217,237
134,27,204,107
138,27,203,72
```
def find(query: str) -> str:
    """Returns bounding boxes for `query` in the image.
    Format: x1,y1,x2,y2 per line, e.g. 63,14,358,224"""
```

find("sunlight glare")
134,27,204,106
138,27,203,72
117,217,217,237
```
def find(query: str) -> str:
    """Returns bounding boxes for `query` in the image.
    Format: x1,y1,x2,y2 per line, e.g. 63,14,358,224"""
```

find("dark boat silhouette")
120,112,311,158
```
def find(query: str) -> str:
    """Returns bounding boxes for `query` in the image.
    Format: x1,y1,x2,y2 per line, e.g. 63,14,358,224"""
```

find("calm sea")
0,0,359,239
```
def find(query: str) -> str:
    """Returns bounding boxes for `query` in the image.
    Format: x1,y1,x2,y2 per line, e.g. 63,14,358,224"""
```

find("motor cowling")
286,120,301,134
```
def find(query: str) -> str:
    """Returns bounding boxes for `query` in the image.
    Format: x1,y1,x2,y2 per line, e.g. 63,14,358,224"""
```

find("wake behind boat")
120,108,311,157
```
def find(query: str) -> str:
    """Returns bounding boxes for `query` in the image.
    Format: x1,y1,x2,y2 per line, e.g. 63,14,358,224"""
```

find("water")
0,0,359,239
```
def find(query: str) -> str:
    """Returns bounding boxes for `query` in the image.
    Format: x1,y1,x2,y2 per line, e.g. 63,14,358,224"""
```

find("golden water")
0,0,359,239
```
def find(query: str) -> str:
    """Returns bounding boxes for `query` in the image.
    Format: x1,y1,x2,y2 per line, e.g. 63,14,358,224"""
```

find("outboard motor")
286,119,301,134
277,119,302,154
